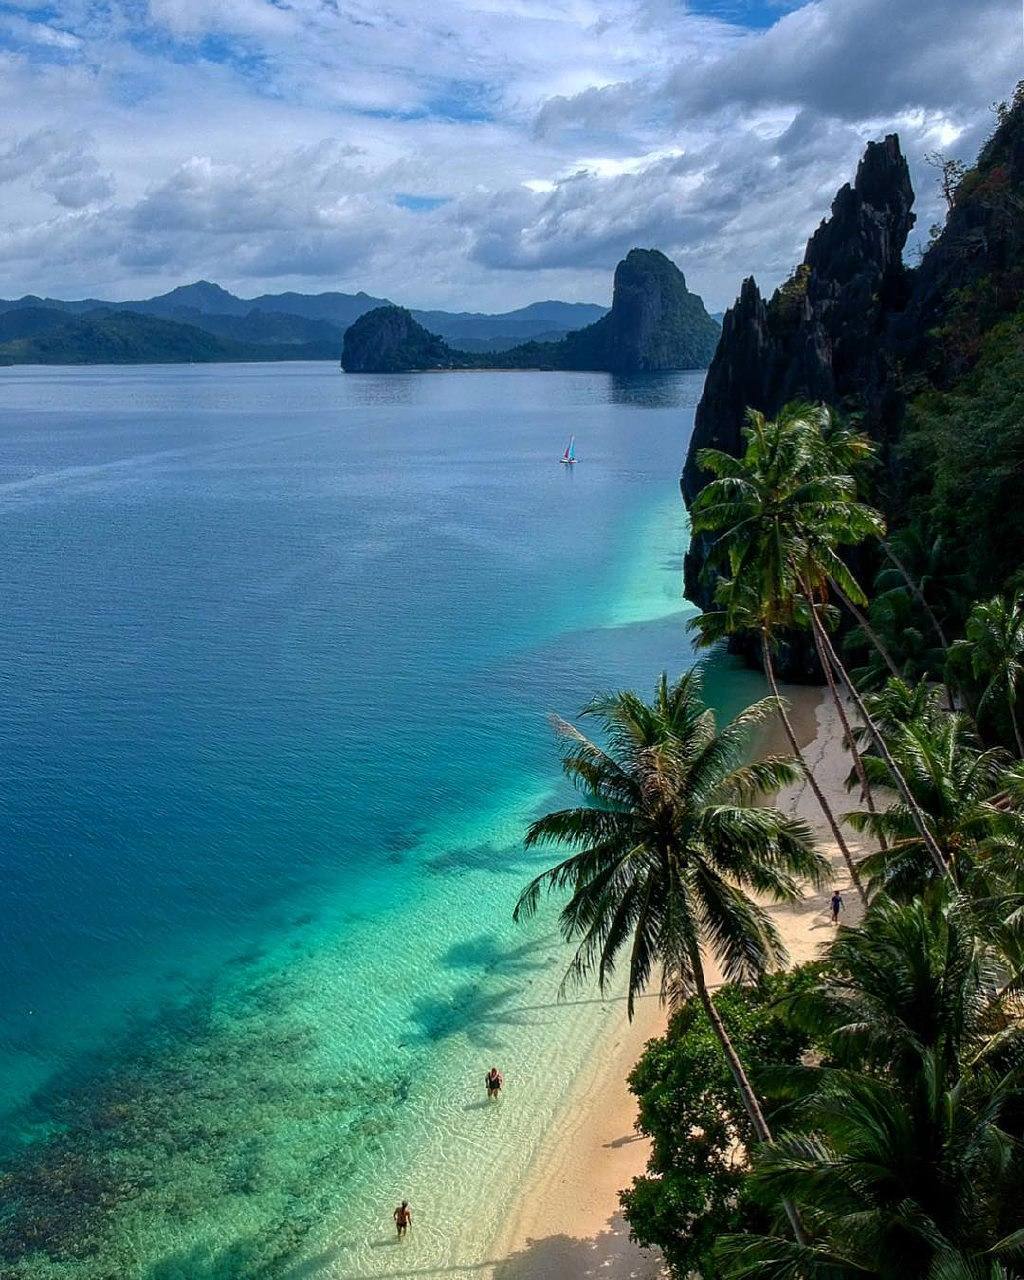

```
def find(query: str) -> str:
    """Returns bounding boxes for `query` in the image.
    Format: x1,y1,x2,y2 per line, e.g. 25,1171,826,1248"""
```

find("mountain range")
0,281,611,366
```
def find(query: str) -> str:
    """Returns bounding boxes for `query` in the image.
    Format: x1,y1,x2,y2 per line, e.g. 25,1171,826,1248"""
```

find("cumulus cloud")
0,0,1016,308
0,128,114,208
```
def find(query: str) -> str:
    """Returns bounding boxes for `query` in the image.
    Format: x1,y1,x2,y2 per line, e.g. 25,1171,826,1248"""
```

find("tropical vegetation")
517,399,1024,1279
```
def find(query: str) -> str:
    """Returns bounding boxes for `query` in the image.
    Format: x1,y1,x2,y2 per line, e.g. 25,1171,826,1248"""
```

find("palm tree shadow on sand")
405,980,549,1049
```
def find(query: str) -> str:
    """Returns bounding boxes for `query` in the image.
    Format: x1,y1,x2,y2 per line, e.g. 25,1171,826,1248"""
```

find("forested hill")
341,250,720,373
0,310,330,366
0,283,610,365
680,84,1024,675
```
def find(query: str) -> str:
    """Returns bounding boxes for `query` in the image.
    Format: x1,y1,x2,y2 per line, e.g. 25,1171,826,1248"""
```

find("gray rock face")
342,249,720,374
601,248,721,371
680,97,1024,677
680,136,916,673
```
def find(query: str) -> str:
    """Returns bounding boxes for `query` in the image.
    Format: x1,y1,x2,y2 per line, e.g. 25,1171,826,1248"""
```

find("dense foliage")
898,311,1024,612
0,310,319,365
621,969,815,1278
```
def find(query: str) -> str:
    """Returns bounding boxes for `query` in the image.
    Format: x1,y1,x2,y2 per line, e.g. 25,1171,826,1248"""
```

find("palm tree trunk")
878,546,956,711
831,581,901,680
685,939,808,1247
882,542,949,649
808,618,889,858
1010,700,1024,759
761,631,867,905
803,587,952,882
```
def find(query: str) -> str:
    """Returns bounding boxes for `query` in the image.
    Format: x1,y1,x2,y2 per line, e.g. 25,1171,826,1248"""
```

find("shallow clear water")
0,364,762,1279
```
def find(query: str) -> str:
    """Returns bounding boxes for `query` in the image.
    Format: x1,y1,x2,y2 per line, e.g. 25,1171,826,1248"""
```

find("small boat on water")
560,435,577,465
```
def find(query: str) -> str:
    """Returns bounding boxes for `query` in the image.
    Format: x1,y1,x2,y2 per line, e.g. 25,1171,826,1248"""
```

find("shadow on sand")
329,1213,661,1280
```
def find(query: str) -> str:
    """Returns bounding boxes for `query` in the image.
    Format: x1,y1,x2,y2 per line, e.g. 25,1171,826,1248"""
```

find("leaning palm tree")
692,403,950,880
515,669,828,1241
692,406,884,819
876,526,955,653
848,711,1010,899
691,579,867,905
952,592,1024,757
800,402,901,680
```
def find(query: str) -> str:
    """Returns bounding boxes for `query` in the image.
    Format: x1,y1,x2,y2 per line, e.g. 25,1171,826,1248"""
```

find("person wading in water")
394,1200,412,1238
485,1066,503,1100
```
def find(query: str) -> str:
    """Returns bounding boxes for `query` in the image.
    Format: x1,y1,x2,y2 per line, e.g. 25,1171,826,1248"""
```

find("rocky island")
341,249,720,373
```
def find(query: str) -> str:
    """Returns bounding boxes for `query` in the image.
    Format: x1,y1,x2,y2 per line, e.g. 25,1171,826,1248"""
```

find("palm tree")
692,406,885,819
849,527,959,707
847,712,1011,899
514,669,828,1242
851,677,947,746
691,580,867,905
692,403,950,880
716,894,1024,1280
951,593,1024,757
803,402,901,680
716,1061,1021,1280
847,589,946,693
784,893,1011,1085
878,526,959,655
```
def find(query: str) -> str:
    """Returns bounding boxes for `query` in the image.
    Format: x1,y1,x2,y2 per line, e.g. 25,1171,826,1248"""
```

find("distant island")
341,249,720,373
0,281,611,367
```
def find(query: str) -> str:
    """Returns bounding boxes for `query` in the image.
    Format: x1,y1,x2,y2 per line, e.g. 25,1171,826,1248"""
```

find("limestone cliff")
574,248,720,371
680,90,1024,675
681,135,915,624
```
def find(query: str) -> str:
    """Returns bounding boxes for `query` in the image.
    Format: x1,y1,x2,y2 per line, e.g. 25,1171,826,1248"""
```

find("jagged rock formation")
682,136,915,624
572,248,720,371
680,94,1024,676
342,249,719,373
341,306,459,372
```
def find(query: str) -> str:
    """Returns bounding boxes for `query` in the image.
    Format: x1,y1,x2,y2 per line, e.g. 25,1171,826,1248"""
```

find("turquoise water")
0,365,762,1278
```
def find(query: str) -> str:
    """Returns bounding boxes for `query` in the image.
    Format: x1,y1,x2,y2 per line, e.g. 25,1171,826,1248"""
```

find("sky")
0,0,1020,312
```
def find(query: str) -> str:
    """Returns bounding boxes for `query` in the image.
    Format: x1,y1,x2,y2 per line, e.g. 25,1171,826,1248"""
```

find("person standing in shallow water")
830,890,845,925
394,1200,412,1238
485,1066,503,1100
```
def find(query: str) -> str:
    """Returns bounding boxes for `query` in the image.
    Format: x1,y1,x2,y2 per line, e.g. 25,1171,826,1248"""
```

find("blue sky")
0,0,1018,310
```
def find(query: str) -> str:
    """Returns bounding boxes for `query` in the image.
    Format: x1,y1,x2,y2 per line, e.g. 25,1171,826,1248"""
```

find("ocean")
0,363,763,1279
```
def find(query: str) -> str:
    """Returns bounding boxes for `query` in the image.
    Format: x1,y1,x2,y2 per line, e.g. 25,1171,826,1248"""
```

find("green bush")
620,968,815,1278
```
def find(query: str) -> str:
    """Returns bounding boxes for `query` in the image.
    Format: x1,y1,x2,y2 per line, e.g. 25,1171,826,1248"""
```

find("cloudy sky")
0,0,1019,311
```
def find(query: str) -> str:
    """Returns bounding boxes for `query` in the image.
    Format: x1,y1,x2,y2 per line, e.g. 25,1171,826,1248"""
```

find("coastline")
489,680,865,1279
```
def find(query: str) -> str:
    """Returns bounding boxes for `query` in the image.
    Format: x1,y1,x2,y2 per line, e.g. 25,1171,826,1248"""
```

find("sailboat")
560,435,577,465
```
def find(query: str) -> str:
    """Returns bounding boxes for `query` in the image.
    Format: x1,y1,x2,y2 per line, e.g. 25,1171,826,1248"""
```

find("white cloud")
0,128,114,209
0,0,1016,309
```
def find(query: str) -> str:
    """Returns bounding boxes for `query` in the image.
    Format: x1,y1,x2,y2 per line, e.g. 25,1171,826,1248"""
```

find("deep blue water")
0,364,761,1278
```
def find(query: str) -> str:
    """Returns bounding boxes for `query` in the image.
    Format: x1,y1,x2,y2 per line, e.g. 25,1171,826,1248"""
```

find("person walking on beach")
394,1200,412,1238
830,890,845,925
485,1065,503,1100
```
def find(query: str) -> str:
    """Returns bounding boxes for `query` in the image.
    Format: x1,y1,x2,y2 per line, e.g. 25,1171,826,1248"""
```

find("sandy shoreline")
489,680,864,1279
